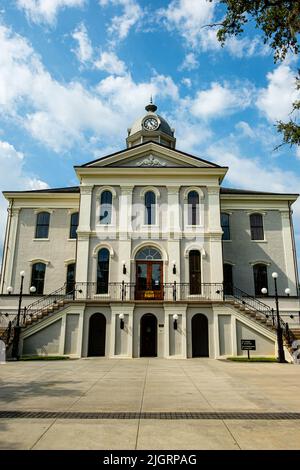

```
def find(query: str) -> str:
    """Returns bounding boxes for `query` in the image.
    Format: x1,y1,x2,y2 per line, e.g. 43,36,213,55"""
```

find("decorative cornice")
29,258,50,266
207,186,220,196
249,260,271,266
80,185,94,195
136,154,166,167
34,209,55,214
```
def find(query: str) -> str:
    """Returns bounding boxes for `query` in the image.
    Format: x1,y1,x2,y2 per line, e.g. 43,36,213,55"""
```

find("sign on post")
241,339,256,359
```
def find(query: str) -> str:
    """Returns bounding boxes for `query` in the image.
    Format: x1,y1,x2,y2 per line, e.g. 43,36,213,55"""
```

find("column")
110,303,134,358
280,210,298,294
76,185,93,297
119,185,134,283
207,186,223,285
212,305,220,358
164,304,187,358
59,314,67,355
167,186,181,285
231,316,237,356
1,207,20,293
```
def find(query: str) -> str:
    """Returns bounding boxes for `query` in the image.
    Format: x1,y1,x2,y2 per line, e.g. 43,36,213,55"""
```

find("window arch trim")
93,243,114,258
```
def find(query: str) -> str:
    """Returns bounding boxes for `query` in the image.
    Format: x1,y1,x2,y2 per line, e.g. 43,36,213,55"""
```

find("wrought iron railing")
225,284,295,346
0,281,295,351
75,282,224,302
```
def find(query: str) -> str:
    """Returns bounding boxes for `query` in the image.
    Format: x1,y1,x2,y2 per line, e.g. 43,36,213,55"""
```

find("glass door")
136,261,163,300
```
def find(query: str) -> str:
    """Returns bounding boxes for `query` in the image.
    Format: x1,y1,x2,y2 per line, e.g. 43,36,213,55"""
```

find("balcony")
75,282,224,302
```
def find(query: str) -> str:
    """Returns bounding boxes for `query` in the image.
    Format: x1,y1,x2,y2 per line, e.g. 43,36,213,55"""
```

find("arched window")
145,191,156,225
100,191,112,225
189,250,201,294
35,212,50,239
221,213,230,240
69,212,79,239
66,263,76,294
223,263,233,295
188,191,199,225
31,263,46,295
250,213,264,240
135,247,162,260
253,264,268,296
97,248,110,294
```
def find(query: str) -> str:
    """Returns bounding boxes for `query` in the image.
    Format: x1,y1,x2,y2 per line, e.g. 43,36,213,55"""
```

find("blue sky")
0,0,299,264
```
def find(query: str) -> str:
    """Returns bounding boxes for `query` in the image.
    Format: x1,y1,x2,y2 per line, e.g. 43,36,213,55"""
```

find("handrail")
226,284,295,346
1,281,295,350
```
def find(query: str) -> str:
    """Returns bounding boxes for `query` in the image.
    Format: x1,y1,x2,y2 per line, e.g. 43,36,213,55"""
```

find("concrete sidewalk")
0,358,300,450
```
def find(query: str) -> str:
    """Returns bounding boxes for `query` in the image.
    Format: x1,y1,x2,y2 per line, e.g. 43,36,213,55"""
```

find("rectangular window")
69,212,79,239
250,213,264,240
35,212,50,239
221,213,230,240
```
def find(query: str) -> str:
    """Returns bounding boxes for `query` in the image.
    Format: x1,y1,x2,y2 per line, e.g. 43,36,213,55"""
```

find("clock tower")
126,100,176,149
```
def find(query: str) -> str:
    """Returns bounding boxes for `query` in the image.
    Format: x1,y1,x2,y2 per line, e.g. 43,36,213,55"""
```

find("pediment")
81,142,220,169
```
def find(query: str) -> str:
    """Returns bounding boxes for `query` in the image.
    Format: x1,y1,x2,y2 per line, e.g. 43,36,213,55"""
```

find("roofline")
2,186,80,195
75,141,224,169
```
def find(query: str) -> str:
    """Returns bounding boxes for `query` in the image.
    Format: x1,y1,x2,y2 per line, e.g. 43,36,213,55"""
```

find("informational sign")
241,339,256,359
241,339,256,350
144,291,155,299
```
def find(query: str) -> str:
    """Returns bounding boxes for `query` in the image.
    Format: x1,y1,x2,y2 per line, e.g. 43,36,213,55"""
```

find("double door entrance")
135,261,163,300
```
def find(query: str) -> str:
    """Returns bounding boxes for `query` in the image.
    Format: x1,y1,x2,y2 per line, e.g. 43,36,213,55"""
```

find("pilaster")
76,185,93,291
280,210,297,294
4,207,20,292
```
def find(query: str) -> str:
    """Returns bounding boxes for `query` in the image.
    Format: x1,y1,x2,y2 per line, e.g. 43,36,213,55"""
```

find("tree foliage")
209,0,300,147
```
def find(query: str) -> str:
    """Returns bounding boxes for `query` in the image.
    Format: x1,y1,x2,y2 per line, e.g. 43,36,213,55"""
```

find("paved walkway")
0,358,300,450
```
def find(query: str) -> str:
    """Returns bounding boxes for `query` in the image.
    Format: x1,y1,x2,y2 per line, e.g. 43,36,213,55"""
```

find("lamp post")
261,272,287,363
8,272,36,360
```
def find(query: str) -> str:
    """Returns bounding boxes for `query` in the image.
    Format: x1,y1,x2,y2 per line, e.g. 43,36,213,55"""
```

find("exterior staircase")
0,282,298,360
0,283,77,350
225,285,296,351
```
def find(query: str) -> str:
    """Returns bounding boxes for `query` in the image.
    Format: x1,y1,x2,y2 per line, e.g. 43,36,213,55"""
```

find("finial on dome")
145,97,157,113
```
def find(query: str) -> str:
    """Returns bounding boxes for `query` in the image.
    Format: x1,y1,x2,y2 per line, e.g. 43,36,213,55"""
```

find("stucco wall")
222,209,297,295
236,320,275,356
23,319,62,356
11,208,77,294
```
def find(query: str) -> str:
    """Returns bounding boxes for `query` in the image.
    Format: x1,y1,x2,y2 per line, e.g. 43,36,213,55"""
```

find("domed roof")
128,101,174,137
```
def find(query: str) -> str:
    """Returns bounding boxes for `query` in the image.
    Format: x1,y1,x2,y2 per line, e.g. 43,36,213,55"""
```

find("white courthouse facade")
0,102,299,359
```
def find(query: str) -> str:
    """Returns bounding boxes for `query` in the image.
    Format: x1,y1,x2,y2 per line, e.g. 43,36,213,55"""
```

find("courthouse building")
0,102,299,359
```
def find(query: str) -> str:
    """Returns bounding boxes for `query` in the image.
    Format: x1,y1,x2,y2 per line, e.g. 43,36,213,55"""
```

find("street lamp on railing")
261,272,288,363
9,271,36,360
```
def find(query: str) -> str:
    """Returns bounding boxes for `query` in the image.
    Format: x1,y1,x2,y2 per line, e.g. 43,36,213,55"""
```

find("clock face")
143,117,159,131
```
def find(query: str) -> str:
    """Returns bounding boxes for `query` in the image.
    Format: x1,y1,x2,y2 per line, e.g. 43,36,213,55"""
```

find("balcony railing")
75,282,224,302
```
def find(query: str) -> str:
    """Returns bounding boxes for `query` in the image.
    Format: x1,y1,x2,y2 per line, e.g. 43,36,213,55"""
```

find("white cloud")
190,82,253,120
235,121,255,139
96,73,179,116
72,23,93,64
179,52,198,71
16,0,86,25
0,140,48,255
296,147,300,160
256,64,300,122
99,0,143,43
159,0,215,49
0,24,179,152
160,0,270,58
182,77,192,88
94,51,127,75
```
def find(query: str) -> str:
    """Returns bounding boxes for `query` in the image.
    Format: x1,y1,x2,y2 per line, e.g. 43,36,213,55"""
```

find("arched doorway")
140,314,157,357
88,313,106,356
192,314,209,357
135,247,163,300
